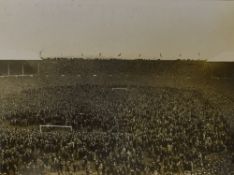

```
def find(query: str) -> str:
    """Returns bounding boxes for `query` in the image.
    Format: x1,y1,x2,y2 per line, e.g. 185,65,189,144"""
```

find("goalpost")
39,124,72,133
111,87,128,91
39,125,134,138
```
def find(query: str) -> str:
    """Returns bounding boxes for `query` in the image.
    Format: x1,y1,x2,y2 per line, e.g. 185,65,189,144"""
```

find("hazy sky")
0,0,234,61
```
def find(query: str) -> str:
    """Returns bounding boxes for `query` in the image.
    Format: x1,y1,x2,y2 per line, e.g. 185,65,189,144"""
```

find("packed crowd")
1,85,234,175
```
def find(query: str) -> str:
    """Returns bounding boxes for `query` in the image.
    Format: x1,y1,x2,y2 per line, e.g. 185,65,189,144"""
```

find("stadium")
0,58,234,175
1,0,234,174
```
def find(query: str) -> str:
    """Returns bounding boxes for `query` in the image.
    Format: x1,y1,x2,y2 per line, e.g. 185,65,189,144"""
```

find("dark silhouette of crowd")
1,85,234,175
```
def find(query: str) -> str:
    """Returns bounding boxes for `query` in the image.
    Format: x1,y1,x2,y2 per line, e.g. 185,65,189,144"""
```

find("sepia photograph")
0,0,234,174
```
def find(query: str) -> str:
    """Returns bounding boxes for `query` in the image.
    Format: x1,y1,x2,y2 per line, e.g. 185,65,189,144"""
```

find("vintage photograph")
0,0,234,175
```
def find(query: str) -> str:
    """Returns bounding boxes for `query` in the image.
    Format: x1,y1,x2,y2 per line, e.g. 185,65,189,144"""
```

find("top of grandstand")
210,52,234,62
0,56,233,62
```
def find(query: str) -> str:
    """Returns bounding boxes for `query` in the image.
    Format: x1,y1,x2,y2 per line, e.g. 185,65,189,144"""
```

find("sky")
0,0,234,61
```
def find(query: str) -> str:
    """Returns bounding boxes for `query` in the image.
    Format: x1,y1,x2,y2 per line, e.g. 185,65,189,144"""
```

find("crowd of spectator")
1,85,234,175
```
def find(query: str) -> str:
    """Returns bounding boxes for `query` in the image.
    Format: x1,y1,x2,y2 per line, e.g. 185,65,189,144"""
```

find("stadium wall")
0,59,233,78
